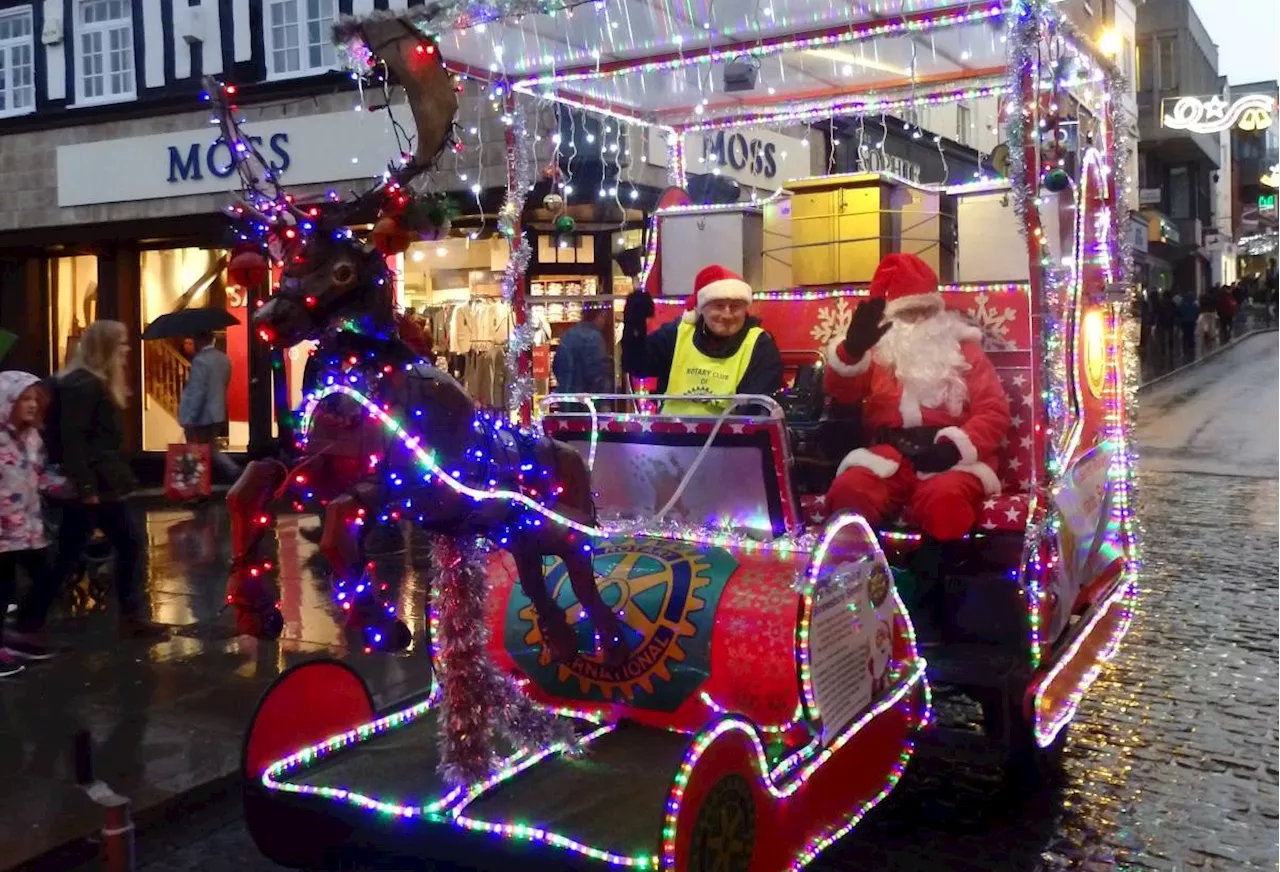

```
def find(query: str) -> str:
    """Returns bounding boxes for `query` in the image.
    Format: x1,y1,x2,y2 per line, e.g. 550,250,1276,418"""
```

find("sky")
1189,0,1280,86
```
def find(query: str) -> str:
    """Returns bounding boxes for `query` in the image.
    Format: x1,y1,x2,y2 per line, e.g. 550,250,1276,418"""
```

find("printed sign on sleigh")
1051,441,1122,637
808,558,895,745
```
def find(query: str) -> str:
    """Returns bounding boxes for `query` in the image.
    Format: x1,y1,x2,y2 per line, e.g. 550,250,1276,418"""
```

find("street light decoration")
1161,94,1276,134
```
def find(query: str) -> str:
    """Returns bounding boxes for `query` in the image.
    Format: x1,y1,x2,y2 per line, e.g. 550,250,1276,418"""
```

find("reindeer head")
209,16,459,349
253,232,394,348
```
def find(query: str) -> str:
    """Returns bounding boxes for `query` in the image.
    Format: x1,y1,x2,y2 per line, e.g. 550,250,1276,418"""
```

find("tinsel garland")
332,0,599,44
1001,0,1042,237
500,103,537,415
1106,73,1135,291
429,534,574,786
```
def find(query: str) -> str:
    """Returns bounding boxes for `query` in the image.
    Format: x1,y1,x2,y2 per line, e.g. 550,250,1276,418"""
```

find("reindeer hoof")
598,629,629,669
537,613,579,664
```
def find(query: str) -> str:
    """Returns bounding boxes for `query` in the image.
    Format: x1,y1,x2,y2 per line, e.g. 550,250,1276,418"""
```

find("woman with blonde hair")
21,320,169,642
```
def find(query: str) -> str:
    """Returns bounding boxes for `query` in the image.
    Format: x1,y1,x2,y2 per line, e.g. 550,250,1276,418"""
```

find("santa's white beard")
872,311,974,417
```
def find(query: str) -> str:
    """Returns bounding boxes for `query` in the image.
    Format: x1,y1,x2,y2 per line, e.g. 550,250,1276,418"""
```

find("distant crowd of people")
1137,268,1278,371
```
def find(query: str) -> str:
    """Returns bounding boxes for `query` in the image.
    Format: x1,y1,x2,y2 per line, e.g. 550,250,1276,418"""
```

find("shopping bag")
164,443,211,501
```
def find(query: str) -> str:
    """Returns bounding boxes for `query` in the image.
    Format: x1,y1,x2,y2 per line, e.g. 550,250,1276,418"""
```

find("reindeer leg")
561,546,628,668
226,460,288,638
322,479,412,652
511,545,578,664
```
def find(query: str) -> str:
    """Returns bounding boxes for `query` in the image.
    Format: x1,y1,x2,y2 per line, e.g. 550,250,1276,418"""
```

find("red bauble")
228,250,269,288
371,216,412,255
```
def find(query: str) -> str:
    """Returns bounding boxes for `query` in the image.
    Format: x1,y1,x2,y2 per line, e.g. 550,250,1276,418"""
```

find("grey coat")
178,346,231,428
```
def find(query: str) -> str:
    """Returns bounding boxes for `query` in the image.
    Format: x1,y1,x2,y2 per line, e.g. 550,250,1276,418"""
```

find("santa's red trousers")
826,450,985,541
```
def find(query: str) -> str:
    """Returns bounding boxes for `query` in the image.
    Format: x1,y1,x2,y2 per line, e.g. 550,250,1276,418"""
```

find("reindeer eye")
332,262,356,285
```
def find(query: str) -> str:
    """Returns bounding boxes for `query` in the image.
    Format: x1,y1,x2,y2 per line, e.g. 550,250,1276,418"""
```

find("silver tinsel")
500,103,537,415
1001,0,1044,237
1107,73,1135,291
429,534,575,786
333,0,596,44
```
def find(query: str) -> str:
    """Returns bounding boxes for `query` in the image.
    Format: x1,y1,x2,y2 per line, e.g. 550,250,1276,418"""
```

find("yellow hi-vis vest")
661,320,763,416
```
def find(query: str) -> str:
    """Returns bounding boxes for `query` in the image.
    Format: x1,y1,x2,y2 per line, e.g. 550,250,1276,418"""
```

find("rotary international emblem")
507,537,736,709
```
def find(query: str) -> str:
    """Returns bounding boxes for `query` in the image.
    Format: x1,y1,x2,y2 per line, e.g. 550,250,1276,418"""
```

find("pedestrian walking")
45,320,169,641
1156,290,1177,362
552,305,613,402
1177,290,1198,362
177,331,241,483
0,372,63,675
1217,285,1237,345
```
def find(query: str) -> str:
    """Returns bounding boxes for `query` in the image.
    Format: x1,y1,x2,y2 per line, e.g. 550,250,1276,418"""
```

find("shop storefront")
0,89,521,470
832,114,988,187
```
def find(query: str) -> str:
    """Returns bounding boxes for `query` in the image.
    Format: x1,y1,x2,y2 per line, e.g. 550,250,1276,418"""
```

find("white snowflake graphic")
964,294,1018,351
810,297,853,346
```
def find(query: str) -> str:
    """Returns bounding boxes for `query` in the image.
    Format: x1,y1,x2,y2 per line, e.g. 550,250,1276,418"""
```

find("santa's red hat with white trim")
870,253,944,319
683,264,753,324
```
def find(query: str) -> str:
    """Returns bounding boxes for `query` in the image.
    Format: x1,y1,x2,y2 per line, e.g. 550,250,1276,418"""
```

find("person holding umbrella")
144,307,242,488
177,331,240,484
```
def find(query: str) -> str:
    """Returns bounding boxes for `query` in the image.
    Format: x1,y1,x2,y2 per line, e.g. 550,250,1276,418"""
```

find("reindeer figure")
218,23,627,668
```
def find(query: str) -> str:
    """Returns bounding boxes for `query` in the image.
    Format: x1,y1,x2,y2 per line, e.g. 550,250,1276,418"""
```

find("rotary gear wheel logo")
518,539,713,703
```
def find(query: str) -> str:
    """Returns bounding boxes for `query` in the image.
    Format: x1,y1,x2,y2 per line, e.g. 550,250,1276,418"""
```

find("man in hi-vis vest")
622,264,783,416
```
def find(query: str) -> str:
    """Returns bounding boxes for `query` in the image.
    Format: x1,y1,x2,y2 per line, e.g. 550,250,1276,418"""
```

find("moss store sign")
646,127,810,188
56,108,407,208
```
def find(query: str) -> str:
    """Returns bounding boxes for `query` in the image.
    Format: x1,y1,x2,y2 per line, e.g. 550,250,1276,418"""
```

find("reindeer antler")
202,77,312,232
323,17,460,231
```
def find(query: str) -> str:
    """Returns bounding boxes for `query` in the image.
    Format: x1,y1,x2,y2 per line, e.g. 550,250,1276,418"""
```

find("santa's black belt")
871,425,942,460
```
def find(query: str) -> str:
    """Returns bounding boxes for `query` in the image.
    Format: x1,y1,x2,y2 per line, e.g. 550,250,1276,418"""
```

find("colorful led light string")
299,383,827,557
260,664,923,870
1019,144,1114,669
261,695,613,820
257,508,928,869
646,282,1030,304
1030,301,1140,748
1005,8,1140,741
676,82,1006,134
659,662,927,870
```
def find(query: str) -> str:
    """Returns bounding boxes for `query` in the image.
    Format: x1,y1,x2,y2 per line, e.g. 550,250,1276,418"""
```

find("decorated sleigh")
239,1,1138,870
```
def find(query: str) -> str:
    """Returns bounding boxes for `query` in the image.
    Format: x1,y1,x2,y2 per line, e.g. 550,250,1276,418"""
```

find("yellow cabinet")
786,173,954,286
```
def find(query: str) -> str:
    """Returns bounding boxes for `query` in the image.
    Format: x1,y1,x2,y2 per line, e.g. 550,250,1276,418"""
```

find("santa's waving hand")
823,254,1011,542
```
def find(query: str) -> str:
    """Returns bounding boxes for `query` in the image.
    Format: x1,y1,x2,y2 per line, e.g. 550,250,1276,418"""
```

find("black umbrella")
142,307,239,340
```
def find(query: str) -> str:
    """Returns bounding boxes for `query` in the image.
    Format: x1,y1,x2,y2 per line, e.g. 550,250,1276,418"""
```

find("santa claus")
824,253,1011,542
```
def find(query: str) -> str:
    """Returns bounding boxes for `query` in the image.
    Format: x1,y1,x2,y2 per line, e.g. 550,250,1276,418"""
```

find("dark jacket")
623,314,784,398
552,322,611,394
57,368,136,502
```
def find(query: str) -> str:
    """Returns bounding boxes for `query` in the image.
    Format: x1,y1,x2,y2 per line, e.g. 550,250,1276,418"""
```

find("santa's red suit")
824,254,1011,542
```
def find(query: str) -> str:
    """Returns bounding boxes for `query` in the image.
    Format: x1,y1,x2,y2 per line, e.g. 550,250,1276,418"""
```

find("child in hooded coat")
0,371,64,676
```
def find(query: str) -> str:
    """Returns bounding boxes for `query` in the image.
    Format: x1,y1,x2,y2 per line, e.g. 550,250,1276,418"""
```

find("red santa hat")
682,264,753,324
870,253,943,319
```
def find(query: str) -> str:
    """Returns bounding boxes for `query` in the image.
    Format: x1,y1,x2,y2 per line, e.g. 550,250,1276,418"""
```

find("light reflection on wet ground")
0,505,436,871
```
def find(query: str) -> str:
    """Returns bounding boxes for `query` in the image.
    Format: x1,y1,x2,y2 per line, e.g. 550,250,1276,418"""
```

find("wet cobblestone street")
40,334,1279,872
814,333,1280,871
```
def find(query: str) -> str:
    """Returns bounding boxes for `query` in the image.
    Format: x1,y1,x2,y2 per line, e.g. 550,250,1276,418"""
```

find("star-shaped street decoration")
1203,95,1228,119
